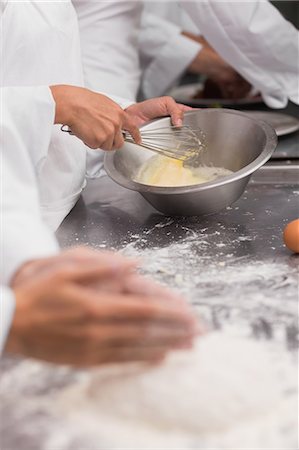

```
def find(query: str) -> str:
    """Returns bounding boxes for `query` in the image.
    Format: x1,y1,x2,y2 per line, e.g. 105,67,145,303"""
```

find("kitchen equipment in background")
104,109,277,216
241,111,299,137
168,82,263,108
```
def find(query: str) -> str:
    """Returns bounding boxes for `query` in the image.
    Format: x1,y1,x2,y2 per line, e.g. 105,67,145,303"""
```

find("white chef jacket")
181,0,299,108
141,0,299,105
143,1,198,32
1,86,59,353
69,1,202,101
1,1,87,232
0,1,132,353
88,0,299,105
73,0,142,100
140,9,202,99
1,0,132,231
140,1,202,99
0,287,16,354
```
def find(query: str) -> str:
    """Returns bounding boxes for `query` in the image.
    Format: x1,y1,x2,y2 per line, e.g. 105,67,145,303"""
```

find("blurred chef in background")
0,0,196,364
180,1,299,108
139,2,251,100
77,0,298,179
77,0,249,100
82,0,298,107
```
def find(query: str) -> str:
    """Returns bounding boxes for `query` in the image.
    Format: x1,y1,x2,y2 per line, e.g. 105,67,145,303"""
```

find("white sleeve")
181,0,299,108
140,12,202,99
73,0,141,101
0,286,15,354
1,87,59,286
95,93,134,110
73,1,136,179
0,1,7,14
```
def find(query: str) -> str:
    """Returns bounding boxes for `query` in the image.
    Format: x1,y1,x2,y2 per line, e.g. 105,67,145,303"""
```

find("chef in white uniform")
141,0,299,104
2,0,119,231
181,0,299,108
74,0,242,100
139,1,221,99
75,0,142,100
1,0,188,231
80,0,217,100
79,0,298,107
0,0,193,360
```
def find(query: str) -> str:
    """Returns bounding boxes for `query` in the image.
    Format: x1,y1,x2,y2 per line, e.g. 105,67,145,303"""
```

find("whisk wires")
124,125,206,164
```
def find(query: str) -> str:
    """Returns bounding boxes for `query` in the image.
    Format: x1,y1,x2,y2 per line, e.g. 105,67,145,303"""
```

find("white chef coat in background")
84,0,299,106
139,1,203,99
73,0,142,100
71,1,138,178
71,0,202,101
142,1,198,33
181,0,299,108
139,8,202,99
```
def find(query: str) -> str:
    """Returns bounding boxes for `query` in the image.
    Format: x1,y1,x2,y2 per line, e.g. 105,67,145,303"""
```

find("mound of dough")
86,333,282,435
134,155,232,187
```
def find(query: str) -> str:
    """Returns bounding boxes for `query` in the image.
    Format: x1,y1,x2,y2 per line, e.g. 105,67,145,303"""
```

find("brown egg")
283,219,299,253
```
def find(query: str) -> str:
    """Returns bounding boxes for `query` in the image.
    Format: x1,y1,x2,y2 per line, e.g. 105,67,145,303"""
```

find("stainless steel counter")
55,160,298,344
1,116,298,449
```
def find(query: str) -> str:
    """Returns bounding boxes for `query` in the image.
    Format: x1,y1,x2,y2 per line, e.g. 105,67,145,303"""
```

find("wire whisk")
61,124,206,165
124,126,206,165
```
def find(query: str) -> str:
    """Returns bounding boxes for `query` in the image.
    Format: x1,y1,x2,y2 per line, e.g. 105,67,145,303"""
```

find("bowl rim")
104,109,278,194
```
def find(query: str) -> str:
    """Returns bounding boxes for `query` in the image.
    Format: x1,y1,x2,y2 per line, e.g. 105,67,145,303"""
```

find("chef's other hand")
5,247,198,367
50,85,141,150
125,97,192,128
183,33,251,99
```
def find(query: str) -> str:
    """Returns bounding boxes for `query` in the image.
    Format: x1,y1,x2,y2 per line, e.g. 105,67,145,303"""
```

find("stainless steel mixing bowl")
104,109,277,216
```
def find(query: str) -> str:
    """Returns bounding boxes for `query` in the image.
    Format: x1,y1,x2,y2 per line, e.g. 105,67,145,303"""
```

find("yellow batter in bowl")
134,155,233,187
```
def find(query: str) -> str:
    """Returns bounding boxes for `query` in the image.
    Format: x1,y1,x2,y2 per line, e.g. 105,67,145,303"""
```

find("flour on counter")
47,332,297,450
118,223,298,344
